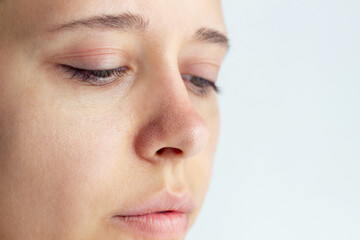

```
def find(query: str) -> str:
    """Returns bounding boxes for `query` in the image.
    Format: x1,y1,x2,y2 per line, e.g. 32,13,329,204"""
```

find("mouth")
111,191,195,239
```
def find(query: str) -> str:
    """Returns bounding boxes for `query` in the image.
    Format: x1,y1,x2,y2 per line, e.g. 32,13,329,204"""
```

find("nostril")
156,147,183,156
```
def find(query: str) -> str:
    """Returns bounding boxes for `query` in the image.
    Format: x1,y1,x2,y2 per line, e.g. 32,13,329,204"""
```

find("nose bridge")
134,65,210,163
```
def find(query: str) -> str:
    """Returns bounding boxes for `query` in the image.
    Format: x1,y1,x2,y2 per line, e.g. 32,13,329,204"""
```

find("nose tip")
157,118,210,159
134,104,211,163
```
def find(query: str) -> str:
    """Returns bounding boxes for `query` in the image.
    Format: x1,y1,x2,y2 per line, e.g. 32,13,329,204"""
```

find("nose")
134,69,210,163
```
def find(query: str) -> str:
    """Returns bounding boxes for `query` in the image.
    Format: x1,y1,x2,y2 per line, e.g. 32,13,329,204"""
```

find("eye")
181,74,219,96
60,65,130,86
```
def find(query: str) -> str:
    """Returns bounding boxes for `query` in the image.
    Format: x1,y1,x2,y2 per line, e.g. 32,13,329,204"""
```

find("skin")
0,0,227,239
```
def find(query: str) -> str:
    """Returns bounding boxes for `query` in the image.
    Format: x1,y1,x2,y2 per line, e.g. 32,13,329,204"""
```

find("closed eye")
181,74,219,96
60,65,130,86
59,65,219,95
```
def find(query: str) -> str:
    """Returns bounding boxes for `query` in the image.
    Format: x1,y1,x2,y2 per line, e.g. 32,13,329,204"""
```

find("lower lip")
112,211,189,239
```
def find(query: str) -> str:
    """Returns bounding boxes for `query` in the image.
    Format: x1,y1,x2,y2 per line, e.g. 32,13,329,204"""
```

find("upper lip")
113,190,196,217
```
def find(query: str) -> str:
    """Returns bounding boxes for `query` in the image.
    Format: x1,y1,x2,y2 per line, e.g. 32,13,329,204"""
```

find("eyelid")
187,61,221,69
54,48,130,59
54,48,131,70
180,62,220,83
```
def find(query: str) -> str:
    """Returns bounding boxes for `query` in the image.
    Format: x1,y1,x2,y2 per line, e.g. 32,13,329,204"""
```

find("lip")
111,190,195,239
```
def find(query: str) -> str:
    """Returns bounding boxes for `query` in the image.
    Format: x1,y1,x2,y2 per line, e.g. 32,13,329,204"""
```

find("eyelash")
61,65,129,86
181,74,219,96
60,65,219,95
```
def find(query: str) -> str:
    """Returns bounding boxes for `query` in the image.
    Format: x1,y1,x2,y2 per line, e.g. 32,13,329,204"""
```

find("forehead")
1,0,226,40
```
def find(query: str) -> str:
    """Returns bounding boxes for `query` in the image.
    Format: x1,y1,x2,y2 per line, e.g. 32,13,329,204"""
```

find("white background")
188,0,360,239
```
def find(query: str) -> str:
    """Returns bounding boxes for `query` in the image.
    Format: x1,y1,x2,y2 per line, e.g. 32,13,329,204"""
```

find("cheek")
185,119,219,229
0,85,133,238
186,95,220,222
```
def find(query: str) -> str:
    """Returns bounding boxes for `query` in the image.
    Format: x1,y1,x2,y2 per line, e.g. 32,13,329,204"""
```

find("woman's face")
0,0,227,239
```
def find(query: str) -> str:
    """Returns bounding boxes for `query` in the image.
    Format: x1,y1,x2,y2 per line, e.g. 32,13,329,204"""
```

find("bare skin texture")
0,0,228,239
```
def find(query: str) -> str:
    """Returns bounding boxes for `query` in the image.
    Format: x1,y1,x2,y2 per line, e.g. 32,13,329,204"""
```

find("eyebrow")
46,12,229,49
46,12,149,32
193,27,229,49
